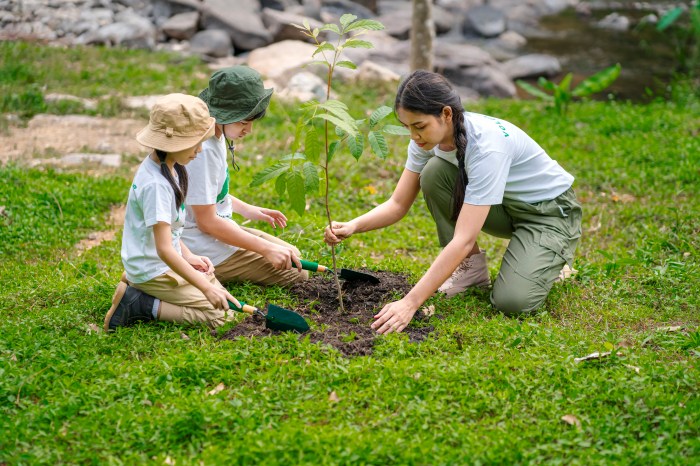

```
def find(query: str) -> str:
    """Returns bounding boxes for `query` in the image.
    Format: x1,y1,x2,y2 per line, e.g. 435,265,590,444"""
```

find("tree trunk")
410,0,434,72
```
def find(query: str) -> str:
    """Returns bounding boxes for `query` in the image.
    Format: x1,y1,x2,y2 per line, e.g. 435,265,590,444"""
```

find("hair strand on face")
395,70,468,221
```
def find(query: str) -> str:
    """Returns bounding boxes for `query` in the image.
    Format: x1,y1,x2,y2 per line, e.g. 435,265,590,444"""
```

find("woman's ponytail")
155,149,189,209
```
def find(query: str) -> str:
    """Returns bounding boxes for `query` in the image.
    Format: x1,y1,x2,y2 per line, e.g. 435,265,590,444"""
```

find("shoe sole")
103,281,128,332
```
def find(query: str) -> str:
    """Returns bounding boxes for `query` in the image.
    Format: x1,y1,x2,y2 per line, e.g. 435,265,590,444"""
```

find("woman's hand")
324,221,356,245
185,254,215,274
371,298,418,334
203,285,239,310
241,204,288,229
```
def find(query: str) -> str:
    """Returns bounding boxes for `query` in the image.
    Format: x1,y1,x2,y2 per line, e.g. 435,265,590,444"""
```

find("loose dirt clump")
219,270,435,356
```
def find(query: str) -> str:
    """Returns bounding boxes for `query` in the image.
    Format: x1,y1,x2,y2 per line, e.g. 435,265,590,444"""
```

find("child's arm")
153,222,239,309
180,239,214,274
229,196,287,229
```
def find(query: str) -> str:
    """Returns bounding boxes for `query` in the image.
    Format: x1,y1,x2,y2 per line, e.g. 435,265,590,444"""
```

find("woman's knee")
490,284,546,317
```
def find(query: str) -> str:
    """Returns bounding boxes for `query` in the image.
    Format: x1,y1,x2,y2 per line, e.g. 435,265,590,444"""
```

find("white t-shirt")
182,134,238,266
121,157,186,284
405,112,574,205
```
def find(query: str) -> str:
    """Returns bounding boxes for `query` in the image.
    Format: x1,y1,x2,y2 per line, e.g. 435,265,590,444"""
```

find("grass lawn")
1,41,699,464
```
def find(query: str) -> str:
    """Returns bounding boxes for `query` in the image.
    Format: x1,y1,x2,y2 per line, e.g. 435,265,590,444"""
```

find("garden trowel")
228,300,310,333
299,259,380,284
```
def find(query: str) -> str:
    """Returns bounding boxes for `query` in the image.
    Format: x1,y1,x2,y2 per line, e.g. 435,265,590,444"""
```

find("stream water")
522,3,693,101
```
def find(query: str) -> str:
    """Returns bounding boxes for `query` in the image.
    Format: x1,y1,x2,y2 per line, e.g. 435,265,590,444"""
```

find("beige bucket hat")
136,93,216,152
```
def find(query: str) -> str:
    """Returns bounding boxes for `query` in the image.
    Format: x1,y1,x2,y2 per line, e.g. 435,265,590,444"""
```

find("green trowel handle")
228,300,258,315
297,259,327,273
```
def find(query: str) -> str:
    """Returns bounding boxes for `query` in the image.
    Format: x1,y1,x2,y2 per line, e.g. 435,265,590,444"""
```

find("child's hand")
203,286,239,310
243,205,288,229
324,221,355,245
185,254,215,274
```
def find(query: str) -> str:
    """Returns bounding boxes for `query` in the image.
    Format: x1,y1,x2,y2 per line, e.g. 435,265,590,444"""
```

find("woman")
325,71,582,334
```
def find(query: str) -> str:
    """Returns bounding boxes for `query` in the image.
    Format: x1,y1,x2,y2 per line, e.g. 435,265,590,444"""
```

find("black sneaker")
103,282,156,332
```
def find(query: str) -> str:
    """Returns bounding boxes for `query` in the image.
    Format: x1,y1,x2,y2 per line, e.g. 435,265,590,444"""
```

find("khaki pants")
420,156,582,316
214,226,308,286
133,271,231,328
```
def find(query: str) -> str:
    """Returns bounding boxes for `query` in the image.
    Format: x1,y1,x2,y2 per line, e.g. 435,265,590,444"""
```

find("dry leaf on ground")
624,364,641,374
328,391,339,402
421,304,435,317
561,414,581,428
573,351,622,362
207,383,225,396
87,323,102,333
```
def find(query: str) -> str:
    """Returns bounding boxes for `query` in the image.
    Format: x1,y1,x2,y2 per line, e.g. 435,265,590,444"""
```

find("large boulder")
201,0,272,51
247,40,322,81
463,5,506,38
190,29,233,58
501,54,561,79
161,11,199,40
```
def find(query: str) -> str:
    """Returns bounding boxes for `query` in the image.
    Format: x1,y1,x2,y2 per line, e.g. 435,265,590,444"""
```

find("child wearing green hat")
182,66,307,286
104,93,240,332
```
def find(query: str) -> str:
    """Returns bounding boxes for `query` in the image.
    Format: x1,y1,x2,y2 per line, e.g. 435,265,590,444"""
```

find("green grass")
1,42,699,464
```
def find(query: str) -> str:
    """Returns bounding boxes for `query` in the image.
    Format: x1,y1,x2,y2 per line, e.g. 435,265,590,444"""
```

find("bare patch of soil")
1,114,145,163
75,204,125,255
219,270,435,356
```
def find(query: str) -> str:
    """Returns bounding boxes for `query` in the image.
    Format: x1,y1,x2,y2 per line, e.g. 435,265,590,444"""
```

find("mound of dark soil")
219,270,435,356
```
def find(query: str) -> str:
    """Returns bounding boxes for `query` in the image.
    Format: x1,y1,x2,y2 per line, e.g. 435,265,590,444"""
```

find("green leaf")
275,173,287,197
657,7,683,31
369,105,393,128
516,80,554,101
572,63,621,97
292,117,305,152
382,124,410,136
368,130,389,159
318,102,355,128
558,73,573,93
336,60,357,70
313,42,336,57
335,125,346,137
319,24,341,34
249,162,290,187
315,113,358,137
280,152,307,162
340,14,358,29
343,39,374,49
304,127,321,164
287,170,306,216
290,23,305,30
302,18,310,30
343,19,385,33
327,141,339,163
302,162,320,192
348,133,365,160
538,77,556,92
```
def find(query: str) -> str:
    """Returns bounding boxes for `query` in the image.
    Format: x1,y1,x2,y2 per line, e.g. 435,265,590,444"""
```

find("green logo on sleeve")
216,172,230,203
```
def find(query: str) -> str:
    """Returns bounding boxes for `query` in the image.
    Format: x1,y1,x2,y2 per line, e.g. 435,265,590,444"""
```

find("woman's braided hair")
394,70,468,221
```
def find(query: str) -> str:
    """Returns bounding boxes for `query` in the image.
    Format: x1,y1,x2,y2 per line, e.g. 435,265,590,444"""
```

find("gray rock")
161,11,199,40
201,0,272,51
501,53,561,79
445,64,516,98
190,29,233,58
464,5,506,38
262,7,324,43
321,0,375,20
597,12,630,32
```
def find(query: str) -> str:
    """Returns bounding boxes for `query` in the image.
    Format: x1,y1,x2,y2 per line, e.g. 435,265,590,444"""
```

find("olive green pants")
420,156,582,316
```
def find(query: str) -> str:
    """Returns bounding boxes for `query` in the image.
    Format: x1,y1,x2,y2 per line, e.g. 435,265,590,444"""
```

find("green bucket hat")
199,66,273,125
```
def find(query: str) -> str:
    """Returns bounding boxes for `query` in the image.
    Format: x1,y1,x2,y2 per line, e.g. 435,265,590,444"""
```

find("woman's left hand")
371,298,418,334
186,254,215,274
244,206,288,229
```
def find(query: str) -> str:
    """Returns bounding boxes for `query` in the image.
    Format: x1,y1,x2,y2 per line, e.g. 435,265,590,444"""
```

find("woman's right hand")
324,221,355,245
203,285,240,310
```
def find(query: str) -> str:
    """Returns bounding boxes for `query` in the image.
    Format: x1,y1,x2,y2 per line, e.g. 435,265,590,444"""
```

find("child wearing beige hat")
182,66,308,287
104,93,240,332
